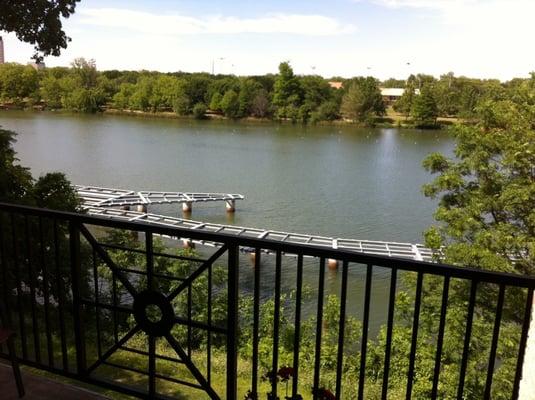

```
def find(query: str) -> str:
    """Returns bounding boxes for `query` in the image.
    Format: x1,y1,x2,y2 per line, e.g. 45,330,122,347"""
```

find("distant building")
328,81,343,89
380,87,420,105
28,61,46,71
0,36,4,64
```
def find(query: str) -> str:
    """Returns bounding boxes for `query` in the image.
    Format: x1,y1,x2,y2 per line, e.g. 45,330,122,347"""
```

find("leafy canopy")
423,99,535,276
0,0,80,61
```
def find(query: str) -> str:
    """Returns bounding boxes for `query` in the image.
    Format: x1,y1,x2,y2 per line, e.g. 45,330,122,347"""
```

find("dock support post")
182,202,192,213
136,204,147,213
182,238,195,249
327,258,339,270
226,200,236,213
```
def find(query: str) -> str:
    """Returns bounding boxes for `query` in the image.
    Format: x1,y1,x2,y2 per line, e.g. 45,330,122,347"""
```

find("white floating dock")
83,206,436,262
75,185,244,212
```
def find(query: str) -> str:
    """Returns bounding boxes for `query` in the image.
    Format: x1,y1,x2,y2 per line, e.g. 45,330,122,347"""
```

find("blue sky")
2,0,534,80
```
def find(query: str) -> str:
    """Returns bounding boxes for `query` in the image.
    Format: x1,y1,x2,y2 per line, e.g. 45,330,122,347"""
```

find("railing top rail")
1,201,534,288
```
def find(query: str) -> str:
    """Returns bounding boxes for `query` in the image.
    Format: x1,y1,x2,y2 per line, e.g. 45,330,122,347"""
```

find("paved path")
0,363,108,400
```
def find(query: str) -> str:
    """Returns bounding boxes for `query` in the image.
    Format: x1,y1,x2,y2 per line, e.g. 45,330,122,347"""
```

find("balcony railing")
0,202,534,399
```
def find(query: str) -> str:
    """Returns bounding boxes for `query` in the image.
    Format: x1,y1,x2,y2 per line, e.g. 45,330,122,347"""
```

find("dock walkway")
75,185,244,212
85,206,435,262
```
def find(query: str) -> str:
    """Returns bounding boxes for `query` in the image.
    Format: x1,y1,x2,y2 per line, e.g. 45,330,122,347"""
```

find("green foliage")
0,0,79,60
272,62,303,118
209,92,223,112
422,100,534,276
411,85,438,127
341,77,385,125
220,89,240,118
393,82,416,117
192,102,207,119
0,128,33,203
0,63,39,104
61,87,99,112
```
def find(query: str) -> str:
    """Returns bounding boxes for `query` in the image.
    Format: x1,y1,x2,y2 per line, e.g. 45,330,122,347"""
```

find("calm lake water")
0,110,455,328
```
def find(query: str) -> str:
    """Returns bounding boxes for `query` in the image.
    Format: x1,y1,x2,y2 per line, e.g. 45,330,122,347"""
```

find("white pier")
84,206,436,262
75,185,244,212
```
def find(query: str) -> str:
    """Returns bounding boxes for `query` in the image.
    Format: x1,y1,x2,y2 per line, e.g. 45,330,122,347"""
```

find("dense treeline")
0,58,534,127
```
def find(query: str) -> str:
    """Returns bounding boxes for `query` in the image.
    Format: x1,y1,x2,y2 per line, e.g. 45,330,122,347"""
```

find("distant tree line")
0,58,534,127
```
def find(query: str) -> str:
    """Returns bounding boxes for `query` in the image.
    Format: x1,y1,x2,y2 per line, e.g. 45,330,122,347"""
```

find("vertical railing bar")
292,253,303,398
146,232,154,290
512,288,534,399
112,268,119,344
39,217,54,367
0,212,12,327
313,257,326,399
69,221,86,375
271,250,283,399
381,267,397,400
335,260,349,399
405,271,423,400
0,212,10,356
92,248,102,358
11,213,27,359
251,248,261,396
148,335,156,397
483,284,505,399
53,219,68,371
226,243,239,400
358,264,373,400
207,262,212,385
187,284,192,358
430,275,450,399
457,280,478,399
25,216,41,363
145,231,156,396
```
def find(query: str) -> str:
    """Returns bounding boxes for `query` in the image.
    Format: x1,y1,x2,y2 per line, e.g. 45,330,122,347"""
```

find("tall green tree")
411,85,438,127
272,62,303,119
340,77,385,124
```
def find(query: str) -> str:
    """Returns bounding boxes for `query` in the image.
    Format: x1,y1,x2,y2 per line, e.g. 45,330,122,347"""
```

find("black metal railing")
0,202,534,400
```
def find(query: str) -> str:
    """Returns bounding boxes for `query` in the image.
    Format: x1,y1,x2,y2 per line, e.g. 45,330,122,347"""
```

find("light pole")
211,57,225,75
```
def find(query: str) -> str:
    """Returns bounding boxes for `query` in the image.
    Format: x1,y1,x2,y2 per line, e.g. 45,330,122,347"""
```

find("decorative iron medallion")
133,289,176,337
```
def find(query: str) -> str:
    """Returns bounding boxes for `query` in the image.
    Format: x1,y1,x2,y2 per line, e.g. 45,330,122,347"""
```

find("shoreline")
0,106,456,129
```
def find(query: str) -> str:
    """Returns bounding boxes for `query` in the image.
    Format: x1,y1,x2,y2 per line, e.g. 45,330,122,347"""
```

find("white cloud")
77,8,356,36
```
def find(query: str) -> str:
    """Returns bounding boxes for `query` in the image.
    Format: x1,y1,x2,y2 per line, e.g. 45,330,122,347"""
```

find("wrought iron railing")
0,202,534,399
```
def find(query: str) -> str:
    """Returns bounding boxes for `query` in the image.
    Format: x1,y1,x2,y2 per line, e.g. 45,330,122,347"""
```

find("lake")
0,110,455,327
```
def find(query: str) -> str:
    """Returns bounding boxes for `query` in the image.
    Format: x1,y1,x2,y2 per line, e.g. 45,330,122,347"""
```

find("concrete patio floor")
0,362,109,400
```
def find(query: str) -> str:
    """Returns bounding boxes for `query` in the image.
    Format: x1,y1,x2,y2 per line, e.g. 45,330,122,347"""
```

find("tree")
394,78,417,118
0,63,39,104
0,129,33,203
238,78,263,117
423,99,534,277
220,89,240,118
40,75,63,109
250,89,271,118
209,92,223,112
0,0,80,60
71,58,97,88
411,85,438,127
340,77,385,124
112,83,135,110
192,102,207,119
272,62,303,118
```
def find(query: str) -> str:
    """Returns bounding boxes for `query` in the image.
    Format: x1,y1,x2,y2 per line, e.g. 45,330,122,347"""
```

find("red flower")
277,366,295,382
313,387,336,400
